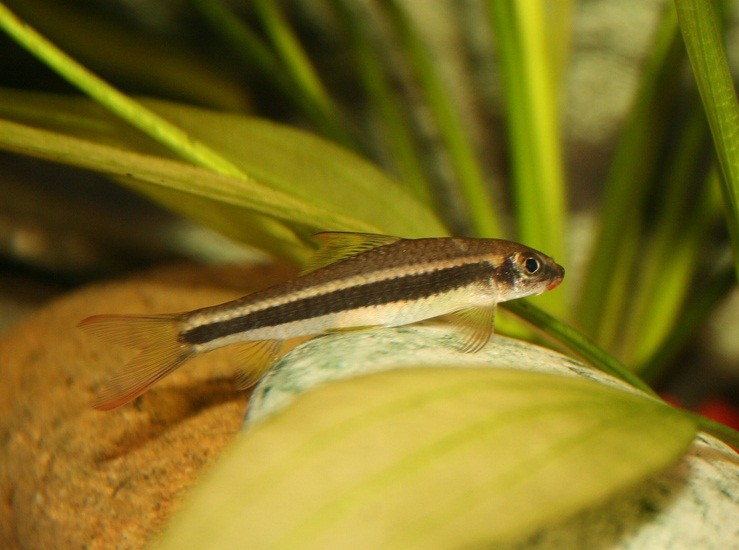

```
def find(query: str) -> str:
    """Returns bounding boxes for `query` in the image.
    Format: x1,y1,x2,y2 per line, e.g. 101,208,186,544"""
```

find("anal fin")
232,339,284,390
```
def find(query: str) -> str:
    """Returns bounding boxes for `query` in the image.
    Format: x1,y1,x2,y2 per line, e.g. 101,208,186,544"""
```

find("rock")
0,262,295,548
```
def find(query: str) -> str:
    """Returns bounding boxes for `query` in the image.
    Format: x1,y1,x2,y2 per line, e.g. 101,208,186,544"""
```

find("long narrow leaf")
0,119,445,246
577,6,684,343
0,2,245,179
190,0,354,148
486,0,567,314
0,90,446,238
502,300,657,396
674,0,739,278
330,0,431,201
5,0,247,110
641,262,735,382
252,0,334,116
620,113,716,368
376,0,502,237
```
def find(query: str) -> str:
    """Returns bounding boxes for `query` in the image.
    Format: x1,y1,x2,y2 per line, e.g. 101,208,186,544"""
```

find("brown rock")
0,262,296,548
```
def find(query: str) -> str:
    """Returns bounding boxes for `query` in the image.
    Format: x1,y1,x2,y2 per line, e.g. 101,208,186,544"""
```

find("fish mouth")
547,280,561,290
546,266,565,290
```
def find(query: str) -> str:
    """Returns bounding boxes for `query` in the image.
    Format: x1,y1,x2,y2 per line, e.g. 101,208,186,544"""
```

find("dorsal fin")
301,232,402,274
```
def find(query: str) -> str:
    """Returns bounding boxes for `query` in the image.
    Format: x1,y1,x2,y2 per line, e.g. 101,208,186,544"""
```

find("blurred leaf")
252,0,334,117
0,2,250,178
159,368,694,549
620,108,717,369
377,0,502,237
546,0,574,88
641,262,735,382
143,98,441,233
330,0,431,201
6,0,249,110
0,116,446,259
0,91,446,246
487,0,567,315
578,6,684,345
191,0,353,147
675,0,739,279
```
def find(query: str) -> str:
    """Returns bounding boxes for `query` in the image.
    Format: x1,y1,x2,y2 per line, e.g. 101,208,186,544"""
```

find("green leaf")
502,300,657,396
252,0,334,118
141,98,441,235
485,1,566,267
0,2,251,178
674,0,739,279
4,0,248,110
486,0,568,315
376,0,502,238
191,0,353,147
159,368,695,548
0,115,446,258
0,90,446,246
330,0,431,201
577,6,684,344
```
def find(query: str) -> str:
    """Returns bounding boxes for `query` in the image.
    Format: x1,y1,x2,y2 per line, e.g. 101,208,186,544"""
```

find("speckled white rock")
246,325,739,548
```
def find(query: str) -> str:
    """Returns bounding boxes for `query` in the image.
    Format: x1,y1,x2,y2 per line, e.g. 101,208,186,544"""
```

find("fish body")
80,233,564,410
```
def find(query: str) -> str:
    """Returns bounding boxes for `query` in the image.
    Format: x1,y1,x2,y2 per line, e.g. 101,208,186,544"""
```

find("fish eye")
523,257,540,274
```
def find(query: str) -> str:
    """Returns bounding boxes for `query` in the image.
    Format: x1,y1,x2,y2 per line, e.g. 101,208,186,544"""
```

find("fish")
79,232,564,410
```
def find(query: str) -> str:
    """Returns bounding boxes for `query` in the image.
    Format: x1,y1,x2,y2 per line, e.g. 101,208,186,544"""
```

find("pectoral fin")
301,232,401,274
445,305,496,353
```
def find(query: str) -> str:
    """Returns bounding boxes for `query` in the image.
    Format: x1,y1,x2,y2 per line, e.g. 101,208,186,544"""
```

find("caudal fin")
78,314,194,410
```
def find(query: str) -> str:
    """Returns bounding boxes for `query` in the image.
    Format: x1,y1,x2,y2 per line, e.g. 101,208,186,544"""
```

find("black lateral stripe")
182,261,494,345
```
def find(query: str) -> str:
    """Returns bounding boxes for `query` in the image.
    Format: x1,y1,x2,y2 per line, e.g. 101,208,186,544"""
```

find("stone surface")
0,262,295,548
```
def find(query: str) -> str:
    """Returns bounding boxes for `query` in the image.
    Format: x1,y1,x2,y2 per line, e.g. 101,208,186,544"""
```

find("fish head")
492,245,565,301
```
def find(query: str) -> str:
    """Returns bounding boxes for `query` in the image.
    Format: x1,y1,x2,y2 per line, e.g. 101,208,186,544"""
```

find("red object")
697,397,739,431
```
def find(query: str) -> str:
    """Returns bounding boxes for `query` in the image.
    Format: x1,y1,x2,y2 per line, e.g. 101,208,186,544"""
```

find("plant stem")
681,411,739,451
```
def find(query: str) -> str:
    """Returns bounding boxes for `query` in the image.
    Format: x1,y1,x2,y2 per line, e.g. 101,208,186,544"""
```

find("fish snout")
546,264,565,290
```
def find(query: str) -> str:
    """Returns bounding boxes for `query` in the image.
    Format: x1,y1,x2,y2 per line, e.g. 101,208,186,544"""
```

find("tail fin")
78,314,194,410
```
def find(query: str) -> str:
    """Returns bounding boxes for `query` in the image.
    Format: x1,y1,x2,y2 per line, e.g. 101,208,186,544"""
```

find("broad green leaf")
0,6,441,247
141,98,442,235
0,117,444,254
159,368,695,549
0,92,446,253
